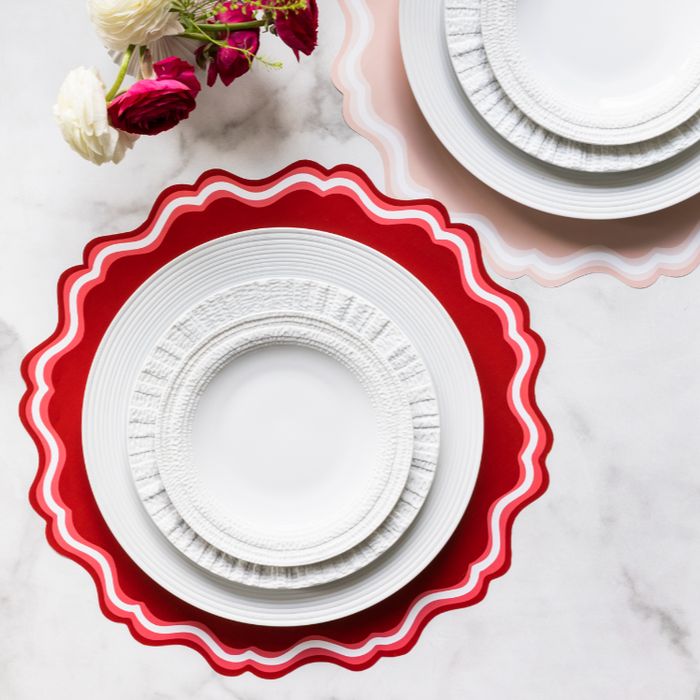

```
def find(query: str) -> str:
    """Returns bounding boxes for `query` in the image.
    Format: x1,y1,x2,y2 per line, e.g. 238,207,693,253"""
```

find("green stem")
105,44,135,102
180,30,211,41
195,19,268,32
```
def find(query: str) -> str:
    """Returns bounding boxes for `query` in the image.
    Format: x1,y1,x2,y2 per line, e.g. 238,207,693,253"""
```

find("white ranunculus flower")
87,0,183,51
53,67,137,165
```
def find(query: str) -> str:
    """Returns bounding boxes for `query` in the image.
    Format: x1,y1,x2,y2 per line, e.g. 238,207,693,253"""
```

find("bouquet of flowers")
55,1,318,165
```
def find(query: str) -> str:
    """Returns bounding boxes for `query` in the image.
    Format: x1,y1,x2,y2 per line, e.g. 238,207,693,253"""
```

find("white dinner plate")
444,0,700,172
127,278,440,589
480,0,700,146
401,0,700,218
83,228,484,626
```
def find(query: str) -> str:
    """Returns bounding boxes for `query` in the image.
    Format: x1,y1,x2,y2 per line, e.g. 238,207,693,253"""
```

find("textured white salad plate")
479,0,700,146
83,228,484,626
126,278,440,589
445,0,700,172
401,0,700,218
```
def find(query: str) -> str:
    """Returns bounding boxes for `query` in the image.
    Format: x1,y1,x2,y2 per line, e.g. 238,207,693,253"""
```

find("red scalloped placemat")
20,162,551,676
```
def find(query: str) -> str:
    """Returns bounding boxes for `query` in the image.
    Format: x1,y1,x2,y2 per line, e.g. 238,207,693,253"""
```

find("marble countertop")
2,1,699,697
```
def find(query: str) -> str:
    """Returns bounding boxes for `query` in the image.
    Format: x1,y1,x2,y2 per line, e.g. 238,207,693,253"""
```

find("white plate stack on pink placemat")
401,0,700,219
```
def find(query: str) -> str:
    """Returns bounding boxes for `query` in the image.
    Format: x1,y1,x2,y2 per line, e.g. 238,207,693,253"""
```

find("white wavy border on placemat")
22,163,549,676
331,0,700,287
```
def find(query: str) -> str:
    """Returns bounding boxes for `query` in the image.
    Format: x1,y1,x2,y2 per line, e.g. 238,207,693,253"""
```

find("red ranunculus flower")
107,57,201,135
275,0,318,60
204,3,260,87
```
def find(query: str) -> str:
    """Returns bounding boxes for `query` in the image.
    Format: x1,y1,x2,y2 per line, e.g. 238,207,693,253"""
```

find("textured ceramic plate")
400,0,700,218
84,227,483,626
479,0,700,146
127,277,440,589
445,0,700,172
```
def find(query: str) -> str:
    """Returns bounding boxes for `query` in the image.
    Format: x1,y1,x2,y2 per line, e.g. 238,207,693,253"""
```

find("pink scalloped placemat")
332,0,700,287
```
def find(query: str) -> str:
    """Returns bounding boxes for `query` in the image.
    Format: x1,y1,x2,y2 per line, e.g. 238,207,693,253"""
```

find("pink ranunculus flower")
204,3,260,87
107,57,201,135
275,0,318,60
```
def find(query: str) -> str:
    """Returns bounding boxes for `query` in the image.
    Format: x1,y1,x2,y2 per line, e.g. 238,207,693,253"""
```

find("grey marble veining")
1,1,700,698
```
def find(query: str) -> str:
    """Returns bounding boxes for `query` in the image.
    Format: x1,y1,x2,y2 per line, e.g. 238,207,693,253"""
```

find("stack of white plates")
84,228,484,625
401,0,700,218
